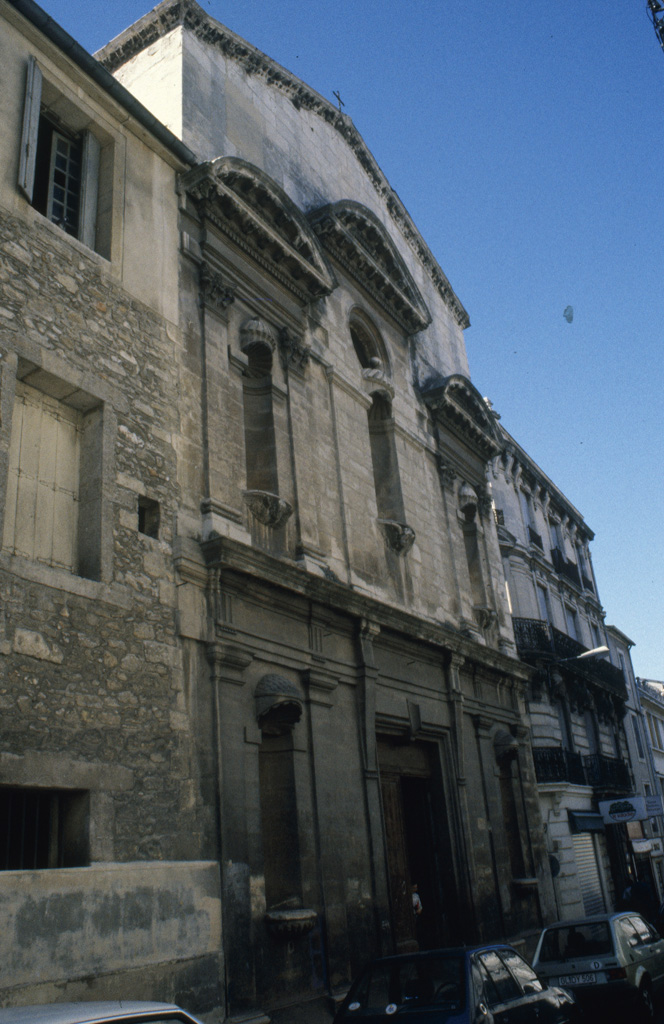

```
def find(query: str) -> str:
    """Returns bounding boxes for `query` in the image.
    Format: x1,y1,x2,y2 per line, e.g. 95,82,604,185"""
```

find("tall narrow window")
241,319,279,495
368,394,405,524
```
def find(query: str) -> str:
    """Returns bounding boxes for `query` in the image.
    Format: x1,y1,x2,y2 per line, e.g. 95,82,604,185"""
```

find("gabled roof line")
95,0,470,329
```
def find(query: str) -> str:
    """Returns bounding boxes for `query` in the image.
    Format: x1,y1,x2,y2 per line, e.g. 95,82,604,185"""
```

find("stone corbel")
243,490,293,529
206,640,253,686
377,519,416,555
361,358,394,401
476,484,493,519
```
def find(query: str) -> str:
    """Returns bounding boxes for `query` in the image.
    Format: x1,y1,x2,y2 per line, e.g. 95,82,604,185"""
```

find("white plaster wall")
110,23,469,381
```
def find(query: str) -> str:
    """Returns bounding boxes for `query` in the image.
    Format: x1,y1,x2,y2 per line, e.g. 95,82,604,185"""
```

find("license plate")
558,973,597,986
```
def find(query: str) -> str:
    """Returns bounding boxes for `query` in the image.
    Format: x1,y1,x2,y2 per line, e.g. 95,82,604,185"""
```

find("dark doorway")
378,739,457,952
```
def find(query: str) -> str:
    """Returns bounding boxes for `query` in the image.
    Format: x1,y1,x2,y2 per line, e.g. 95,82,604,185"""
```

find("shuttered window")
572,833,606,916
3,381,81,571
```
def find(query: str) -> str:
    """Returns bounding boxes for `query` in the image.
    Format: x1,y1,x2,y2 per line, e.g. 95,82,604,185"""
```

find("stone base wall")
0,860,223,1013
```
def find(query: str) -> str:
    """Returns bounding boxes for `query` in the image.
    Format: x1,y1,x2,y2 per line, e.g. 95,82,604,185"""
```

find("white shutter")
79,130,100,249
572,833,606,916
18,56,42,201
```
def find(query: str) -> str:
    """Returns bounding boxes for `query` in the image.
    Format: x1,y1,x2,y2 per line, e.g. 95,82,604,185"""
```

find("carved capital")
435,455,457,488
476,484,493,518
200,263,236,313
243,490,293,528
378,519,416,555
278,327,311,375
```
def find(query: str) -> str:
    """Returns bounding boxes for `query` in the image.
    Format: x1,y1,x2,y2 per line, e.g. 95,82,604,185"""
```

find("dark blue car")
334,944,577,1023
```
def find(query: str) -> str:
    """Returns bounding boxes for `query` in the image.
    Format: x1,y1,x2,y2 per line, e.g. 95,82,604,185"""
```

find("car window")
500,950,544,993
616,917,640,949
629,916,657,945
473,959,501,1008
538,921,613,961
478,951,521,1004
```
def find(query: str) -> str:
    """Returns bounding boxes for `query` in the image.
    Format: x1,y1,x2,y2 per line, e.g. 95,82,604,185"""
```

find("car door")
500,949,571,1024
628,915,664,990
476,950,531,1024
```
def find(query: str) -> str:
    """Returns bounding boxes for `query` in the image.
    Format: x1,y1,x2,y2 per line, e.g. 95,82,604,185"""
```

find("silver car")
532,912,664,1021
0,1003,205,1024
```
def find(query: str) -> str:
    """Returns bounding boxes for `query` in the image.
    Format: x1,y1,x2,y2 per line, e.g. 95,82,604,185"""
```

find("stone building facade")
1,0,557,1017
489,426,641,921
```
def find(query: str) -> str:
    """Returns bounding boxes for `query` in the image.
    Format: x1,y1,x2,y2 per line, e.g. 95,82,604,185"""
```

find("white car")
0,1003,205,1024
532,912,664,1021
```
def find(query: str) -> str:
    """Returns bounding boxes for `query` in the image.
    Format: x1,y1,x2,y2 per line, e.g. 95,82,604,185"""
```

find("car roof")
0,1003,199,1024
540,913,635,930
363,943,518,966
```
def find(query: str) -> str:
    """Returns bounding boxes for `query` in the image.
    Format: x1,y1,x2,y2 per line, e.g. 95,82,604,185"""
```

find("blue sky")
33,0,664,679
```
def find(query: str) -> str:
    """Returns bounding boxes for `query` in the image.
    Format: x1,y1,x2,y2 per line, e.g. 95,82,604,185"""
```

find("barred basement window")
0,787,89,870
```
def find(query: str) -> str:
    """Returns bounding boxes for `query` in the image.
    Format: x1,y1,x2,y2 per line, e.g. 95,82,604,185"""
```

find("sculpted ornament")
378,519,416,555
278,327,311,374
243,490,293,529
200,263,236,312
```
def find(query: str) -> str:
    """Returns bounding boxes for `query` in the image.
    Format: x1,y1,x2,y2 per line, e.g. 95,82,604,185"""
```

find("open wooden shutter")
79,130,100,249
18,56,42,201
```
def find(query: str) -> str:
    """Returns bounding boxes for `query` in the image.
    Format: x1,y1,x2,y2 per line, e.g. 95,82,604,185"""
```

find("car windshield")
348,955,465,1014
538,921,613,962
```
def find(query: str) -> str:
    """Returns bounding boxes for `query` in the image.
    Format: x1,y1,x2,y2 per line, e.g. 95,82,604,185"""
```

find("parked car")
334,944,577,1023
0,1003,205,1024
532,912,664,1021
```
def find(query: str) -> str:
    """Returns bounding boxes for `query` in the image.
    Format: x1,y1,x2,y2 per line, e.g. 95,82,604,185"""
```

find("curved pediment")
182,158,336,302
421,374,502,461
309,201,431,335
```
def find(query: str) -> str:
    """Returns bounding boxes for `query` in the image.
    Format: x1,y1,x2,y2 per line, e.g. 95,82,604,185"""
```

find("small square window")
138,496,160,538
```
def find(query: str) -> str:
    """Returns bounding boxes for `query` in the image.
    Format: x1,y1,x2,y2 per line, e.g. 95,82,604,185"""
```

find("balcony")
551,547,581,587
533,747,586,786
533,747,632,794
583,753,632,794
512,618,627,700
581,572,595,594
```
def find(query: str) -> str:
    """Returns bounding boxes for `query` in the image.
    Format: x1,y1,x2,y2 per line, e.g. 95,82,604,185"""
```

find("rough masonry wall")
0,210,204,864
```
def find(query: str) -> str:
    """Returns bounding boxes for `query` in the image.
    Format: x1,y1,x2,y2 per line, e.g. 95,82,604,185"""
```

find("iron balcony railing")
584,753,632,793
533,747,586,786
512,618,627,699
533,747,632,794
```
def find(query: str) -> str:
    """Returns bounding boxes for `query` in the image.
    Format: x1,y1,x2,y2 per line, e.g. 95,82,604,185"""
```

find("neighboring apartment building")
607,630,664,899
490,429,636,921
636,678,664,893
1,0,557,1017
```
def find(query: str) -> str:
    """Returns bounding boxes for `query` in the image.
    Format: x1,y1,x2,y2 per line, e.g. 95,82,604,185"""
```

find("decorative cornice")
182,158,336,303
421,374,502,463
309,201,430,334
96,0,469,328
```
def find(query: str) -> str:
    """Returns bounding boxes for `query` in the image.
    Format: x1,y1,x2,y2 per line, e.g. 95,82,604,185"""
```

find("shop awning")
567,809,605,833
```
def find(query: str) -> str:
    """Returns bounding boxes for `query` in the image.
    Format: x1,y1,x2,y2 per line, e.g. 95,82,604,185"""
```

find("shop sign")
632,839,653,854
599,795,663,823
